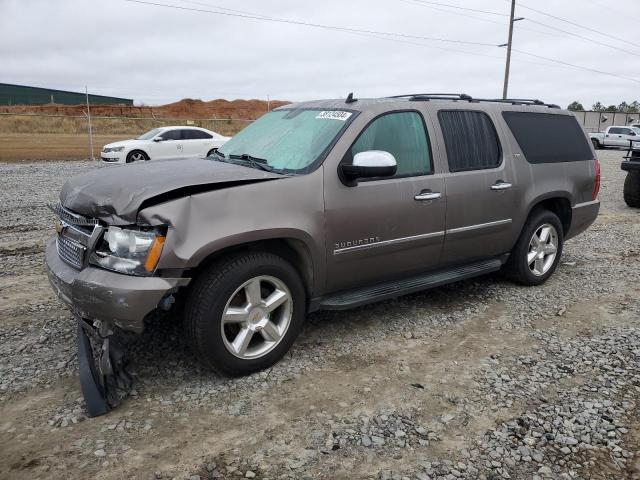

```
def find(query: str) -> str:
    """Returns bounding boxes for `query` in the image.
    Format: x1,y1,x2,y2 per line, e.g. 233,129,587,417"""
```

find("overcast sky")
1,0,639,108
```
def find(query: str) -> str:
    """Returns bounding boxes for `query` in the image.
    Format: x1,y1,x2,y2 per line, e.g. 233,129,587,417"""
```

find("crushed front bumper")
45,238,189,333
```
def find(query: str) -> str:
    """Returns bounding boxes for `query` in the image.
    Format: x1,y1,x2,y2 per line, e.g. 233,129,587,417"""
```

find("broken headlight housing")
89,226,165,276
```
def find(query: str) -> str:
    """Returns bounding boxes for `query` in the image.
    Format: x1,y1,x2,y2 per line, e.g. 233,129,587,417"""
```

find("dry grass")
0,115,252,161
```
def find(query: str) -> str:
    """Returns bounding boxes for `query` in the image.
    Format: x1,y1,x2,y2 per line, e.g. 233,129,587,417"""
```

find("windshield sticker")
316,111,352,121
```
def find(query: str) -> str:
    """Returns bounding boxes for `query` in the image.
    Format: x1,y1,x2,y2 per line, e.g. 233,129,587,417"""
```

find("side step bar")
312,258,503,311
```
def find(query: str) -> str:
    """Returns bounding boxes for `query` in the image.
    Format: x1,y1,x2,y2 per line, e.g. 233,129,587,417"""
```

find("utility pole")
85,86,95,161
267,94,271,112
500,0,523,99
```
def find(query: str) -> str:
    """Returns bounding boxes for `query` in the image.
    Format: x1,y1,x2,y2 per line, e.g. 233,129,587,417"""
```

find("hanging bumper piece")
77,318,133,417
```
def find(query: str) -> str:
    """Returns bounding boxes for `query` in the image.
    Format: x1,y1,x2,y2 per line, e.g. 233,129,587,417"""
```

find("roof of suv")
279,94,563,114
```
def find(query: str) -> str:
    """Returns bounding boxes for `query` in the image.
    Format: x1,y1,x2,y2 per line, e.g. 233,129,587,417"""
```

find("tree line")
567,101,640,113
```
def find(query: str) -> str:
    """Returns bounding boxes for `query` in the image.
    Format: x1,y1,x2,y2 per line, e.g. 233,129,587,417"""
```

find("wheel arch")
524,194,572,236
188,236,317,298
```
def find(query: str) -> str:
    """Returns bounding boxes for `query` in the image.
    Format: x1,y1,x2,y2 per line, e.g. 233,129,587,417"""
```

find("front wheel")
591,138,600,150
206,148,218,157
624,171,640,208
504,209,564,286
126,150,149,163
184,251,306,376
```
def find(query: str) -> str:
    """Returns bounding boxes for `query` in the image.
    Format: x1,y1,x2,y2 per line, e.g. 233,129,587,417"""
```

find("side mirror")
341,151,397,185
153,137,163,142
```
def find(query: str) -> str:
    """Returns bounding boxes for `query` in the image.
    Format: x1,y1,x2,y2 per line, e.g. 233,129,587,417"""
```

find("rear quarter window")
502,112,593,163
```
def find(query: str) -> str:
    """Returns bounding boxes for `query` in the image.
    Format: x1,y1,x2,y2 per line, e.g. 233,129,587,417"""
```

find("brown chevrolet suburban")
46,94,600,415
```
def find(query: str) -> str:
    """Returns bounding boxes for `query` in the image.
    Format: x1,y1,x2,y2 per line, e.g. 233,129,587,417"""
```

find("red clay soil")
0,98,290,119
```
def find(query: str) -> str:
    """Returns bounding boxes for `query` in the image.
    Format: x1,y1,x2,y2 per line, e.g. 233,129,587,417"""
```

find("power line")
511,48,640,85
524,18,640,57
514,0,640,49
398,0,569,40
123,0,498,46
400,0,507,17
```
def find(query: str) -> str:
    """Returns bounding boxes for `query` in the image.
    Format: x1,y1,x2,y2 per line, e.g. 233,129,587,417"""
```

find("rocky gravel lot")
1,151,639,480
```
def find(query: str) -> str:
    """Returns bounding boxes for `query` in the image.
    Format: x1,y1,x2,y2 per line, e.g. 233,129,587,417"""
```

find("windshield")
137,128,163,140
632,127,640,135
217,109,355,172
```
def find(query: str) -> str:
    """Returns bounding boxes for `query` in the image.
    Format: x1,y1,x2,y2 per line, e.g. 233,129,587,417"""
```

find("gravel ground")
0,151,639,480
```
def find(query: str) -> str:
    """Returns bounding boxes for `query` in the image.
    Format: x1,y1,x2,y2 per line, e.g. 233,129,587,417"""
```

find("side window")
502,111,593,164
350,111,432,177
621,128,633,135
160,129,181,140
609,127,621,134
183,129,212,139
438,110,501,172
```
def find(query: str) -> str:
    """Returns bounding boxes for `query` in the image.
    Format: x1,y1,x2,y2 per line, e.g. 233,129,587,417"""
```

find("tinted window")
438,110,501,172
160,129,181,140
608,127,622,134
620,128,633,135
350,111,432,177
183,129,212,139
502,112,593,164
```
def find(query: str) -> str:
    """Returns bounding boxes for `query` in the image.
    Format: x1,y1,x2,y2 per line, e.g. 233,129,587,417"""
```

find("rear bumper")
566,200,600,241
45,238,190,333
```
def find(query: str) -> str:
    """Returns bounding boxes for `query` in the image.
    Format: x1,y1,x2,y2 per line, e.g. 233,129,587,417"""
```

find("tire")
206,148,218,157
184,251,306,376
623,171,640,208
504,209,564,286
126,150,149,163
591,138,600,150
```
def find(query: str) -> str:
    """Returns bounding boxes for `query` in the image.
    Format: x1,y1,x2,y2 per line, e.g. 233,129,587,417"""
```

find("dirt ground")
0,133,131,162
0,150,639,480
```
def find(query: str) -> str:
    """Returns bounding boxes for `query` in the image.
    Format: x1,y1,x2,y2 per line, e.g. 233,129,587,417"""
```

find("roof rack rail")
480,98,561,109
387,94,560,108
389,93,474,102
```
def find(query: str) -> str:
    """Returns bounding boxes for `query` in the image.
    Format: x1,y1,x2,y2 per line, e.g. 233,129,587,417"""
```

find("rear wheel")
505,209,564,286
624,171,640,208
184,251,306,376
126,150,149,163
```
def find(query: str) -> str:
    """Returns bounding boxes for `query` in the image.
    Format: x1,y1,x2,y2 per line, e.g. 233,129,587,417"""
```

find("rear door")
181,129,213,157
323,110,446,292
434,109,518,266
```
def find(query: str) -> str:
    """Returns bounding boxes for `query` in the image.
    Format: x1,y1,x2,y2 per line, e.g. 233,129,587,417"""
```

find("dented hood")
60,158,283,224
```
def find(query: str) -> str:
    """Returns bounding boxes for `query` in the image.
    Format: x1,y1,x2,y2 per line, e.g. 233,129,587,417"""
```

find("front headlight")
103,146,125,153
89,226,166,276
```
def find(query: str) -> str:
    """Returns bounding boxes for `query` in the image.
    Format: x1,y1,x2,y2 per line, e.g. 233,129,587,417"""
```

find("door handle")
414,191,442,201
491,181,512,191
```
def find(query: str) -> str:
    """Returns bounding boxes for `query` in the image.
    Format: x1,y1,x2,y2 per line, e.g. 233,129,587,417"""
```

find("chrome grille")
56,234,86,269
48,203,98,227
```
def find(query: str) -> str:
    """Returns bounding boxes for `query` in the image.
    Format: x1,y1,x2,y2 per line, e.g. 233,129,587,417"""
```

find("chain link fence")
0,113,253,161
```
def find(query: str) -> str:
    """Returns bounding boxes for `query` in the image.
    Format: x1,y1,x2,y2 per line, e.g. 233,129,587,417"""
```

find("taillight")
592,158,601,200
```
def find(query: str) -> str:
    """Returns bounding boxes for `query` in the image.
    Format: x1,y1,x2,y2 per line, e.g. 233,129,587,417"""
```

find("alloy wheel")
527,223,558,276
220,275,293,359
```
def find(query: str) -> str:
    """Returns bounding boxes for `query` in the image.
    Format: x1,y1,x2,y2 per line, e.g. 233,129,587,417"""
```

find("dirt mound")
0,98,290,120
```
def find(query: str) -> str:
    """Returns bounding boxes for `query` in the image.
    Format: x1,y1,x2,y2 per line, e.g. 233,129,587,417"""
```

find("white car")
101,126,230,164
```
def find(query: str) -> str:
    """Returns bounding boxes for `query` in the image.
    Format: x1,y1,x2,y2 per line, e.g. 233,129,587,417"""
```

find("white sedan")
101,126,230,164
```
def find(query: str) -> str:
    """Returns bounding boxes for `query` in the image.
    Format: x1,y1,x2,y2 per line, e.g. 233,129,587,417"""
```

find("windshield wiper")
228,153,284,174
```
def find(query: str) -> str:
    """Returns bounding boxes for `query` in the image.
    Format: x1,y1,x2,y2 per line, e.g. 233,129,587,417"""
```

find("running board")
313,259,503,311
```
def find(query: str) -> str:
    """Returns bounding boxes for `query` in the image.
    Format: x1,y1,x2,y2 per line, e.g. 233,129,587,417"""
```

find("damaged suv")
46,94,600,415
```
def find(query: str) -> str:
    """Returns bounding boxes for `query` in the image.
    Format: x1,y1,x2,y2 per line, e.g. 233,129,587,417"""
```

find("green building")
0,83,133,106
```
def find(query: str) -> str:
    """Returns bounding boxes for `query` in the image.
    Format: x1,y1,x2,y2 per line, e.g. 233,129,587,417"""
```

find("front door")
434,109,518,265
324,110,446,293
150,129,184,159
